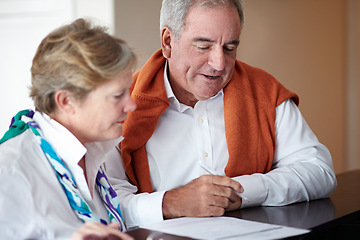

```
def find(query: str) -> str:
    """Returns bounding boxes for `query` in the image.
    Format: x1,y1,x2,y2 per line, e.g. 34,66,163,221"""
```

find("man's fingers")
204,175,243,210
162,175,244,219
209,175,243,193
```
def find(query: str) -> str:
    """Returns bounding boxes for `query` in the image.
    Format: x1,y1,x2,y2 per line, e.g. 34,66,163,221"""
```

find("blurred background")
0,0,359,175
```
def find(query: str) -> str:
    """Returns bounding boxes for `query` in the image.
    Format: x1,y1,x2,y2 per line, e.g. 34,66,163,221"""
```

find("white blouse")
0,112,122,240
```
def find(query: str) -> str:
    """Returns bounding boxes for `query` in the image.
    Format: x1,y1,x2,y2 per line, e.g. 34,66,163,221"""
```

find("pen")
200,163,250,202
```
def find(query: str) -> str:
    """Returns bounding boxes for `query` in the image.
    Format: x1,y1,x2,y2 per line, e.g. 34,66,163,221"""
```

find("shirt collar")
34,111,123,196
34,111,86,168
34,111,122,163
163,61,177,101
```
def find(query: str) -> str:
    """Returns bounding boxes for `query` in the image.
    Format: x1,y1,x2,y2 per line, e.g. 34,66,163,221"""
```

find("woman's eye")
113,93,124,99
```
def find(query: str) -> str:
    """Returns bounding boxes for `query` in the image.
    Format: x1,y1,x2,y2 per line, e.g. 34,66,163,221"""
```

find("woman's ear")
161,26,173,59
53,89,76,114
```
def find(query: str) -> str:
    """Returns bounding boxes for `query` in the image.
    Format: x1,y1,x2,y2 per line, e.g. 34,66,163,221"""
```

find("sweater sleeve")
233,99,336,207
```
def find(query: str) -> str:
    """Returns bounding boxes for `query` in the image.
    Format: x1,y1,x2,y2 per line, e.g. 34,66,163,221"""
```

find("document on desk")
142,216,310,240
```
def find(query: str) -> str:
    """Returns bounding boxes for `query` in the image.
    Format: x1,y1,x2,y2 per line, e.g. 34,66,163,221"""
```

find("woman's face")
68,72,136,144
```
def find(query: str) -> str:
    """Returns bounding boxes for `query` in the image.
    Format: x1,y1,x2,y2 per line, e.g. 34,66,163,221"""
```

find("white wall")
0,0,114,136
75,0,114,34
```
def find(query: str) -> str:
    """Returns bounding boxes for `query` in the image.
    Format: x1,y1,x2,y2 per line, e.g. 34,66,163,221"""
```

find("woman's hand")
72,222,133,240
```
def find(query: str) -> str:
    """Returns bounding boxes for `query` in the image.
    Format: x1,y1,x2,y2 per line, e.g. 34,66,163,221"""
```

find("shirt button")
198,118,204,124
203,152,208,158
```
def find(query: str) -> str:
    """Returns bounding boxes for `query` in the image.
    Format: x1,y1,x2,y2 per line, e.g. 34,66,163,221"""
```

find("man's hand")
162,175,243,219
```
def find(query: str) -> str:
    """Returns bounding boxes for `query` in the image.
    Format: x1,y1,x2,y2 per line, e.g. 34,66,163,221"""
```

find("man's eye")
198,45,210,50
224,44,238,52
224,46,236,52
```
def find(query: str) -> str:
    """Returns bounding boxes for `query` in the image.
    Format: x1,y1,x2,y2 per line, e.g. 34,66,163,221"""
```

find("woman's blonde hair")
30,18,137,115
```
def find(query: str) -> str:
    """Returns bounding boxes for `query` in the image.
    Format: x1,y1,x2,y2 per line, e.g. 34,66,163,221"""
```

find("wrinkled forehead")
186,1,241,26
184,4,241,32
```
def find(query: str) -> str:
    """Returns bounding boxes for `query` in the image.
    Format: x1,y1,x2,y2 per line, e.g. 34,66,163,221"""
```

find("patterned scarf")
0,110,125,231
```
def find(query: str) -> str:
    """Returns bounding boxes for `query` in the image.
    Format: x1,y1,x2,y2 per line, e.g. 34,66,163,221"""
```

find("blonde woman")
0,19,136,240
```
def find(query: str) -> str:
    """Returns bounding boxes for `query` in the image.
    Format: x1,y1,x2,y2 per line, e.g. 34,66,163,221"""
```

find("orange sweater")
120,49,299,193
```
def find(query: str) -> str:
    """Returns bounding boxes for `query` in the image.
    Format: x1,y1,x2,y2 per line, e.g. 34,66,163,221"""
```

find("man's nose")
207,47,226,71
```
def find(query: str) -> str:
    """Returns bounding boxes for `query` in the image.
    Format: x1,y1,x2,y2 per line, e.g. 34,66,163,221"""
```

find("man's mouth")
204,74,220,80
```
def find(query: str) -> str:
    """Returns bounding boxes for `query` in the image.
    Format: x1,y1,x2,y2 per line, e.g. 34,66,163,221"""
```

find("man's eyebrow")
193,37,214,43
193,37,239,46
227,40,240,46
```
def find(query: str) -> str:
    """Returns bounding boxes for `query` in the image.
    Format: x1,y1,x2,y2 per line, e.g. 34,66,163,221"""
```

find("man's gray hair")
160,0,244,39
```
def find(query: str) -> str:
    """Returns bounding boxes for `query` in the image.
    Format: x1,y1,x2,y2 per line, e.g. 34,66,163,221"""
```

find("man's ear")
161,26,173,59
54,89,76,114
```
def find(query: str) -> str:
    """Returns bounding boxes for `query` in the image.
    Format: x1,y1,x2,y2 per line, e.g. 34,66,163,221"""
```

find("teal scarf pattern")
0,110,125,231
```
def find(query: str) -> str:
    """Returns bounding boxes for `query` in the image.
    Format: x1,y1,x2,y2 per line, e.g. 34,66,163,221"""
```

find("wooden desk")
226,170,360,239
127,170,360,239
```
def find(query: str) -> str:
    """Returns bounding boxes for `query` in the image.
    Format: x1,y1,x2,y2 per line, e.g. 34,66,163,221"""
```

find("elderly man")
105,0,336,228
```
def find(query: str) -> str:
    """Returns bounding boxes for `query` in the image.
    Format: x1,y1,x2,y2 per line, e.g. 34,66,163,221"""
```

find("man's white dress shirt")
0,112,122,240
104,64,336,229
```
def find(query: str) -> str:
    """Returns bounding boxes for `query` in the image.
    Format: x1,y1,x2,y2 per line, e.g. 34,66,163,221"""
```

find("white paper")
142,216,310,240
